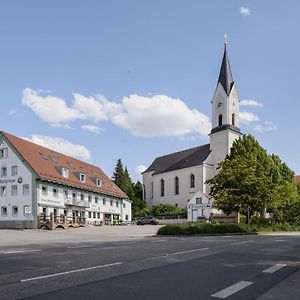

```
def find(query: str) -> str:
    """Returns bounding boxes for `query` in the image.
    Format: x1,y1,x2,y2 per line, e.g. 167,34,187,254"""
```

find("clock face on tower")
217,101,223,108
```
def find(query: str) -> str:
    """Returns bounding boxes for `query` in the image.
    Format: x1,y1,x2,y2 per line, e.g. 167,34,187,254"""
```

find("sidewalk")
257,269,300,299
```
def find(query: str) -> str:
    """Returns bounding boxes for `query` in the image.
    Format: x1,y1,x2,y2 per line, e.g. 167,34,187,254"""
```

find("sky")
1,0,300,181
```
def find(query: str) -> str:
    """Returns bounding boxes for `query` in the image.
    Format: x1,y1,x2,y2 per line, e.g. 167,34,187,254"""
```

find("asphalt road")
0,233,299,299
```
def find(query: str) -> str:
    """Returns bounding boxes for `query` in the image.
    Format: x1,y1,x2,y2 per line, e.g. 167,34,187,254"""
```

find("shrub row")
157,223,248,235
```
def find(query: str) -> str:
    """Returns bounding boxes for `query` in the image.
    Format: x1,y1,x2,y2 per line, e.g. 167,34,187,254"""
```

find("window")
160,179,165,197
39,152,48,160
125,214,128,221
0,148,8,159
174,176,179,195
80,194,85,201
53,188,58,197
1,186,7,197
23,184,30,195
72,192,76,200
1,167,7,177
88,212,91,218
151,182,153,199
232,113,235,126
123,203,126,208
1,206,7,216
116,201,119,207
63,189,68,199
97,212,100,218
49,156,57,162
196,197,202,204
95,196,98,204
42,186,47,196
12,206,18,216
67,162,75,169
62,167,69,178
96,178,102,186
110,200,113,206
80,173,86,182
93,212,96,218
11,185,18,196
218,114,222,126
88,195,92,202
190,173,195,188
11,165,18,176
103,198,106,205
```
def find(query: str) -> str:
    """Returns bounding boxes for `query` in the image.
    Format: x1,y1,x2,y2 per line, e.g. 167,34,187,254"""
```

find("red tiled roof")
294,175,300,184
1,131,127,199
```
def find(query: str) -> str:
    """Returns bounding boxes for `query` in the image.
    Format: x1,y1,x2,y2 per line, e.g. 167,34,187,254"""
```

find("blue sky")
1,0,300,181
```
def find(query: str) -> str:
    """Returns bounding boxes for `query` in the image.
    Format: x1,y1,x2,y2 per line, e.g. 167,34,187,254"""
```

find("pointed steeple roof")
218,41,234,95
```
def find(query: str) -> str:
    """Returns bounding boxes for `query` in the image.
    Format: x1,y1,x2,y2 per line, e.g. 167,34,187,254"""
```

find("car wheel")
150,221,155,225
137,221,141,225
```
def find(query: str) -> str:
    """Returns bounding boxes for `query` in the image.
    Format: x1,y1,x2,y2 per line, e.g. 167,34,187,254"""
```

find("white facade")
0,135,132,229
0,140,34,228
187,191,211,222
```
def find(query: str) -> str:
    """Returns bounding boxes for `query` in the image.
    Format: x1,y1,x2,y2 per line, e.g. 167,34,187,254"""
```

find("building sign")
39,198,64,207
0,179,16,184
24,206,31,215
190,203,211,209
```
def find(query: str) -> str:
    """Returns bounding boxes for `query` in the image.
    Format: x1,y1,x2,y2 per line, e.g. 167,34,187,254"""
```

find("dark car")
136,216,159,225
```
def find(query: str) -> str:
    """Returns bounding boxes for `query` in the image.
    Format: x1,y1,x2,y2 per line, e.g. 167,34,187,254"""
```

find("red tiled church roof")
1,131,127,199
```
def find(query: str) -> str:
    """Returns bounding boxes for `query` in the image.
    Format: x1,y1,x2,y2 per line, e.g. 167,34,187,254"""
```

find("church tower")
209,39,242,172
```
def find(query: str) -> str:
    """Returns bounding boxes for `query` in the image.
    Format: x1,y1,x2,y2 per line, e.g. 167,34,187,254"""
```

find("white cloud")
22,88,83,127
8,109,18,116
73,93,121,122
81,124,104,135
240,6,251,16
112,94,211,138
240,111,259,124
22,88,211,139
240,99,262,107
135,165,147,174
24,135,91,161
253,121,277,133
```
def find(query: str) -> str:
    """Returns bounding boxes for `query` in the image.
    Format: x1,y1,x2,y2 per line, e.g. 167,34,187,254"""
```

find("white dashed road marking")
21,262,123,282
262,264,286,273
2,249,41,254
211,281,253,298
166,247,209,256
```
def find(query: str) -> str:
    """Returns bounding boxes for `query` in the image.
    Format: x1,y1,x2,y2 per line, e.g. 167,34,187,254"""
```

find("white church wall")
149,165,205,208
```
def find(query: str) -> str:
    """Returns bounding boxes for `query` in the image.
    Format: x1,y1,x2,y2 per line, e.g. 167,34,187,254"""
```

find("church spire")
217,36,234,95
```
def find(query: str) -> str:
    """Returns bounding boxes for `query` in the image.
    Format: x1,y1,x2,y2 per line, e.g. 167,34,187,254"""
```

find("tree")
112,159,146,216
206,134,299,223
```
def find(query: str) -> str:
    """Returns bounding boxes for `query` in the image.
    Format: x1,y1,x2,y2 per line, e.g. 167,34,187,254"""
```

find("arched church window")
175,176,179,195
190,173,195,188
160,179,165,197
218,114,222,126
232,113,235,126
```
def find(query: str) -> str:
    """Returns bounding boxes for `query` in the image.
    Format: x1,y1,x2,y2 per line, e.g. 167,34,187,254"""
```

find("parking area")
0,225,163,248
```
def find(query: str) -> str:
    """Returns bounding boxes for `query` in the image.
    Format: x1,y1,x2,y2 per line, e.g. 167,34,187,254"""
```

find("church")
142,42,242,220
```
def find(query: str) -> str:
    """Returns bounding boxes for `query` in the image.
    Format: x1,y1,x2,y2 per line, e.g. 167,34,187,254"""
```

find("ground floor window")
12,206,18,217
1,206,7,216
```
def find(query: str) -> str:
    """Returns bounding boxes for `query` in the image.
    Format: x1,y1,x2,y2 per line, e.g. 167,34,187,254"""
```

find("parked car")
136,216,159,225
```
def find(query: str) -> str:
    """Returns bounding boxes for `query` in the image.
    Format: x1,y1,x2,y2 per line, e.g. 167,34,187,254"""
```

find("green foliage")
112,159,146,216
206,134,300,223
157,223,248,235
135,204,187,218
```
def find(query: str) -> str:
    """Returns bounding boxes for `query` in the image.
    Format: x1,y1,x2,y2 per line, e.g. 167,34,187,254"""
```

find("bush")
157,223,248,235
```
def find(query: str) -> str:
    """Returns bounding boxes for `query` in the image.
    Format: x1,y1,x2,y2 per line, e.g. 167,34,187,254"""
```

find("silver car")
136,216,159,225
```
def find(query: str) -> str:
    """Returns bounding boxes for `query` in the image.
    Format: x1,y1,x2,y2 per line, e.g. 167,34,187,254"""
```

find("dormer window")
62,167,69,178
39,152,48,160
96,178,102,187
80,173,86,182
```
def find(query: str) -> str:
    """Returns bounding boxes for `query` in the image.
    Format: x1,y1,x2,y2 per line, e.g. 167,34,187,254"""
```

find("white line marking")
166,247,209,256
274,239,286,242
262,264,286,273
2,249,41,254
231,240,253,245
211,281,253,298
21,262,123,282
67,245,92,249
